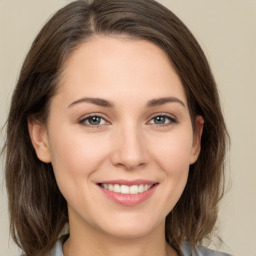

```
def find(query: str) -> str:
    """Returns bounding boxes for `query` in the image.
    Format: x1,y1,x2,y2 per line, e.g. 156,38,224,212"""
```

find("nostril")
110,135,148,169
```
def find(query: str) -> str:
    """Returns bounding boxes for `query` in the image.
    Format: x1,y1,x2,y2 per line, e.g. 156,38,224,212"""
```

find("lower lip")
98,184,158,206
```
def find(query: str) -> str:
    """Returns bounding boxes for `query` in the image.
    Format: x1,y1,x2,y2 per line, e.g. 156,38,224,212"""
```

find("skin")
29,36,203,256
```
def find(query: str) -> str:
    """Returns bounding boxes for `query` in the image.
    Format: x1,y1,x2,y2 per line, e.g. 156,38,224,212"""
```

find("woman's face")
30,36,202,240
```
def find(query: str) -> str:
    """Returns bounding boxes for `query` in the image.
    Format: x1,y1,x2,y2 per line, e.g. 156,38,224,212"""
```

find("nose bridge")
111,120,148,169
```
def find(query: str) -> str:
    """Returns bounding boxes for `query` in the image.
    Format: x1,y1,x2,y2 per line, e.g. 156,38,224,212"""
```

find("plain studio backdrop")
0,1,255,256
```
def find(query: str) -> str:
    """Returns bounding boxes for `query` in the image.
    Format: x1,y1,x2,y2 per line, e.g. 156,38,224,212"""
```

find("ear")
27,117,51,163
190,115,204,164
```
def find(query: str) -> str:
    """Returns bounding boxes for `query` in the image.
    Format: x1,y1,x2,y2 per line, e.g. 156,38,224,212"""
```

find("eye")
79,115,108,127
149,114,176,126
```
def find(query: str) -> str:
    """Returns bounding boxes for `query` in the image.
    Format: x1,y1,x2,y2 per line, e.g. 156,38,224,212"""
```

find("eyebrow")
68,97,114,108
67,96,185,108
146,97,185,108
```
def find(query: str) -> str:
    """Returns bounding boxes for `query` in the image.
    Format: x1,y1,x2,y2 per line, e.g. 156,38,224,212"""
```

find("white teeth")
108,184,113,191
120,185,129,194
130,185,138,194
113,184,120,193
144,184,150,190
101,184,153,194
138,184,144,193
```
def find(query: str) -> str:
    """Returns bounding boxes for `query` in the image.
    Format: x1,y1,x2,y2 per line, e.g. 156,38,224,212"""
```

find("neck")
63,215,178,256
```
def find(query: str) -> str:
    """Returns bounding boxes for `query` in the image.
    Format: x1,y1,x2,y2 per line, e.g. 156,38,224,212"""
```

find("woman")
5,0,230,255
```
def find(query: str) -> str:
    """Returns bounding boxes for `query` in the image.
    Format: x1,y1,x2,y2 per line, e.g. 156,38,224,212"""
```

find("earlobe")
27,117,51,163
190,115,204,164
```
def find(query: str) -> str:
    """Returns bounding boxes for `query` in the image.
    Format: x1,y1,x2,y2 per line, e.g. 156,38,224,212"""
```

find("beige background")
0,1,255,256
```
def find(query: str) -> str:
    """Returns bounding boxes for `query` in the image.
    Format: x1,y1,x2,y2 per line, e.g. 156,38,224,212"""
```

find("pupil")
155,116,165,124
89,116,101,125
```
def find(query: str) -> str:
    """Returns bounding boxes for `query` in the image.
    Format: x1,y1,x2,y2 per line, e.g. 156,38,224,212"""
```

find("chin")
104,226,154,239
97,215,164,239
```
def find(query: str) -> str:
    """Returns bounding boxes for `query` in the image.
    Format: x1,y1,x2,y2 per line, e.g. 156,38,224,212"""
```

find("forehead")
55,36,187,106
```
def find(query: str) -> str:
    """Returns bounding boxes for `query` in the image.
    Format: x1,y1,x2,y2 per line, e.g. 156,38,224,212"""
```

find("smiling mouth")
98,183,156,195
97,181,159,206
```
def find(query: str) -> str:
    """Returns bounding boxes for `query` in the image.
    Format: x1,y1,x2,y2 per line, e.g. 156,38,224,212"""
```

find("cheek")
153,130,194,172
47,129,109,198
150,130,193,208
50,129,107,169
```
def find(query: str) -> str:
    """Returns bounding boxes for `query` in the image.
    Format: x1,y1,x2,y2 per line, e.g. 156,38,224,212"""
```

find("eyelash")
79,114,109,128
148,114,177,127
79,113,177,128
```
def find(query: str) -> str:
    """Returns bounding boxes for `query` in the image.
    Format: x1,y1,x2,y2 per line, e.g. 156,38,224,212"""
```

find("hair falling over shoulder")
4,0,229,255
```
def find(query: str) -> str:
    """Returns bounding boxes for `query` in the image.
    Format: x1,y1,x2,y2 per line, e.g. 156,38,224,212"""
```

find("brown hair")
5,0,229,255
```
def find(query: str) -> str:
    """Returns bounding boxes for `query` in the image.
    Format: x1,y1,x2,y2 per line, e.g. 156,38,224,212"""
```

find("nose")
110,123,148,170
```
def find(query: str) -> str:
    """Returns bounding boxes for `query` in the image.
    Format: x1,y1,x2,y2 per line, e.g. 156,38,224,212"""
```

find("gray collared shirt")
50,236,232,256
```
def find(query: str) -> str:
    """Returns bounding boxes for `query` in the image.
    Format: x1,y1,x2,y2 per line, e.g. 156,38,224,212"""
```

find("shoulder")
49,235,68,256
49,240,63,256
49,237,233,256
19,236,66,256
181,241,232,256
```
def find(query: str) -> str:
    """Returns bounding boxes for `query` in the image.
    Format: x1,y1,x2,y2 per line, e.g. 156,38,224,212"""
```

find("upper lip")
97,179,158,186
